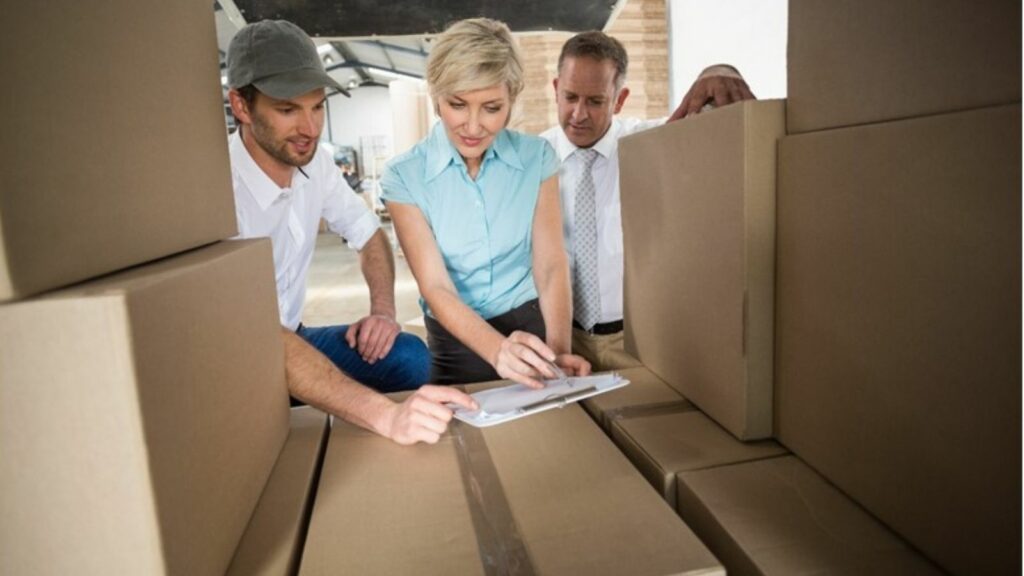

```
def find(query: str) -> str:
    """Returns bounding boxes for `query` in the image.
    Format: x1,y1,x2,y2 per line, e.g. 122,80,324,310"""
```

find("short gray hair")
426,18,524,103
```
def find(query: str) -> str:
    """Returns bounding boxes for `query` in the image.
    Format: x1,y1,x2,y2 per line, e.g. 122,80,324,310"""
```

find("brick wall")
510,0,670,135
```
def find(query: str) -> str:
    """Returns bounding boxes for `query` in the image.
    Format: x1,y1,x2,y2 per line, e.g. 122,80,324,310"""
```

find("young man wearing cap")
227,20,476,445
541,31,755,371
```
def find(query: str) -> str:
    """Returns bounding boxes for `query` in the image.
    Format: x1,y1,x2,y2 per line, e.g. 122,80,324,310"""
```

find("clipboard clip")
517,386,598,413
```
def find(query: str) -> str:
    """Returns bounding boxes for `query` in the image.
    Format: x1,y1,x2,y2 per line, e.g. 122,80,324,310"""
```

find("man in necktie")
540,31,755,371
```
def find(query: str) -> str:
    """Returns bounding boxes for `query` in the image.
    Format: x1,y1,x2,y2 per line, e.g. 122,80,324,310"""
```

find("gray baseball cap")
227,20,350,99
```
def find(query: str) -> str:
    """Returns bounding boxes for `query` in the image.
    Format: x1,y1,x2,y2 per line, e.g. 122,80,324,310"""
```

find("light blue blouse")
381,123,560,320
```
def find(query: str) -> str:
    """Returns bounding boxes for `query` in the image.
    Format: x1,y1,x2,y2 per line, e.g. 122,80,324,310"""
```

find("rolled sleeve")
321,170,380,251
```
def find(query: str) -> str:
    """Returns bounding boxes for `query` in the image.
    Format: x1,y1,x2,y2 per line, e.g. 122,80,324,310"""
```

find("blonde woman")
381,18,590,387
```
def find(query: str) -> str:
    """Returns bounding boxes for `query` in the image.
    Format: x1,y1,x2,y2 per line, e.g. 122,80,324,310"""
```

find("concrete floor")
301,225,424,329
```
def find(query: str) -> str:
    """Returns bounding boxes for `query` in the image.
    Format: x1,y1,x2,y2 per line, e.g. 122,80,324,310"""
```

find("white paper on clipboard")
452,373,629,428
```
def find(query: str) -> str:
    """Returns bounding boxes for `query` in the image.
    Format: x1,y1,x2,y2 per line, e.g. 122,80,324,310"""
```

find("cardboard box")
675,456,944,576
228,407,330,576
611,409,787,509
579,366,688,431
300,387,723,575
776,104,1021,575
787,0,1020,133
620,99,785,440
0,1,237,302
0,240,290,576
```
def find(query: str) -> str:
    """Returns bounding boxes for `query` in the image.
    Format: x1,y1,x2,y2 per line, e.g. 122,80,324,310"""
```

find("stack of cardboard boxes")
0,2,328,575
609,1,1020,574
777,1,1021,574
2,1,1018,574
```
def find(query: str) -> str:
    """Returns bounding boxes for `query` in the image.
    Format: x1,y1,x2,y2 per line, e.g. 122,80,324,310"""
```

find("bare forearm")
358,230,397,318
281,328,395,435
535,260,572,355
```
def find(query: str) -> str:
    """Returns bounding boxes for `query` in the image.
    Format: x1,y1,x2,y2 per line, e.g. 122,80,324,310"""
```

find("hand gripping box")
776,104,1021,575
299,386,724,576
0,239,290,576
0,1,237,301
787,0,1020,133
619,99,785,440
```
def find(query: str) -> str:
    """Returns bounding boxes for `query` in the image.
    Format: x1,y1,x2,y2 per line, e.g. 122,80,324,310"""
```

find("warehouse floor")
300,226,424,329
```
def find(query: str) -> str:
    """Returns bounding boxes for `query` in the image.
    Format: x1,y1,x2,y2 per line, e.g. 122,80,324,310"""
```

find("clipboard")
452,373,629,428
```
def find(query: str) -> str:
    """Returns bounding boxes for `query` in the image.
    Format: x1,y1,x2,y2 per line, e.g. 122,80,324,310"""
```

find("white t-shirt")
229,131,380,330
541,117,664,326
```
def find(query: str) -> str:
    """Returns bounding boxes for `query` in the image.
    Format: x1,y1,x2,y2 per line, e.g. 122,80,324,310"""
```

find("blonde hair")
426,18,524,104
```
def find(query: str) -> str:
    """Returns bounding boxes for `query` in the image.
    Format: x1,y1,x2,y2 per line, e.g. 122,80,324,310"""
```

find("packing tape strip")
451,419,537,576
604,399,695,422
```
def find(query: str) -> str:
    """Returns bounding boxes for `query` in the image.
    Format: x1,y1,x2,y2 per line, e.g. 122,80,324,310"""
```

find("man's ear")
552,77,559,98
227,89,252,125
613,86,630,114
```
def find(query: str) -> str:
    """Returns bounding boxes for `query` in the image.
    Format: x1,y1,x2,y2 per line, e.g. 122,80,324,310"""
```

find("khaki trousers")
571,328,643,372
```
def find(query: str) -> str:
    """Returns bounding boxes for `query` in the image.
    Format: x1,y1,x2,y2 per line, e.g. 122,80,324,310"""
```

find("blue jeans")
297,324,431,393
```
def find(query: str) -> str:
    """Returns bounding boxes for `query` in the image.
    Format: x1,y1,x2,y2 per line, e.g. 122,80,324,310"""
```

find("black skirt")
424,298,546,385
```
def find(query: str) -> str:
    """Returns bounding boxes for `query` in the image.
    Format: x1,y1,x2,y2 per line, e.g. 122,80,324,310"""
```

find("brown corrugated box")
299,385,724,575
0,240,290,576
675,456,944,576
620,99,785,440
579,366,688,431
776,104,1021,575
0,1,237,302
787,0,1020,133
228,407,330,576
611,409,787,509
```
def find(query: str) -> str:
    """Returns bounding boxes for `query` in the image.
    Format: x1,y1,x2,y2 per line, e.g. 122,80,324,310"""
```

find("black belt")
573,319,624,335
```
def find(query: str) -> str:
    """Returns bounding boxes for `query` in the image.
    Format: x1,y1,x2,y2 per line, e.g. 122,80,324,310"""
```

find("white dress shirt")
541,117,664,326
230,131,380,330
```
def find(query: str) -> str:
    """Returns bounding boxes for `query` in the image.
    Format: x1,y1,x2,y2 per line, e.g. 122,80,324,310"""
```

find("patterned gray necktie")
573,148,602,331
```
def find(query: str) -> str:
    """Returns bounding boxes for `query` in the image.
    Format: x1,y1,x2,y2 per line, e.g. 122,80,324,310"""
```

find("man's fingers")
345,322,360,349
379,329,398,360
357,320,377,356
739,81,756,100
411,411,448,435
713,82,731,107
408,394,455,423
416,384,479,411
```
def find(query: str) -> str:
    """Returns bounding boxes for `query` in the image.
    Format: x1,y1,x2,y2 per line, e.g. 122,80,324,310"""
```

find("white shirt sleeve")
319,159,380,251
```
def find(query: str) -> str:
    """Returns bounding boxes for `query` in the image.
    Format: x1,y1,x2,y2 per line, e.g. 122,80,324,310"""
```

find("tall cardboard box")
620,99,785,440
228,407,330,576
776,104,1021,575
787,0,1020,133
0,1,237,301
0,240,290,576
300,392,723,575
675,457,944,575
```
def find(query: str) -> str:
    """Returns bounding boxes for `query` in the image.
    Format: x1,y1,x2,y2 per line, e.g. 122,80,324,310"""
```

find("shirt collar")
424,123,523,183
229,130,307,211
552,117,622,162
